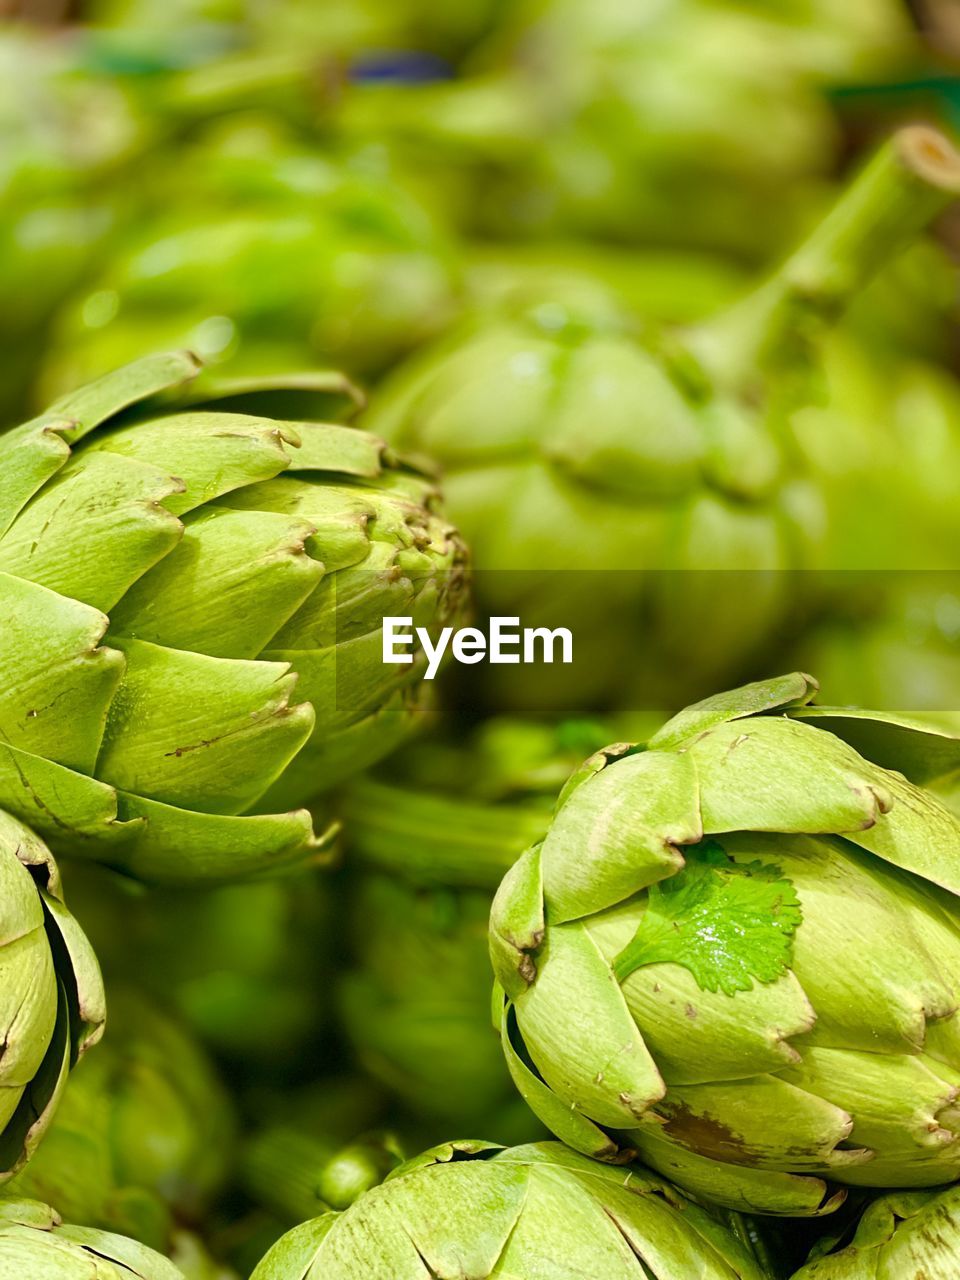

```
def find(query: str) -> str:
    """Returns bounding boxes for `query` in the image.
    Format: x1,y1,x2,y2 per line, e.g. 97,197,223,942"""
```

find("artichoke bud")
0,1198,186,1279
492,673,960,1216
41,118,460,394
364,128,960,710
249,1141,770,1280
0,351,469,883
0,1198,185,1280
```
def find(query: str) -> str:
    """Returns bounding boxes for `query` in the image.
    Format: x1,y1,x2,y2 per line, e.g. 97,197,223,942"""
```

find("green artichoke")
0,1199,185,1279
0,350,468,882
364,127,960,711
340,719,649,1134
792,1185,960,1278
0,29,141,421
250,1140,772,1279
7,988,234,1250
491,673,960,1215
336,0,913,255
0,809,104,1184
80,0,505,66
42,117,460,398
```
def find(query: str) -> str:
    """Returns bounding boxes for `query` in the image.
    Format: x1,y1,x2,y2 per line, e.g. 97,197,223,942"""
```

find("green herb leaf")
612,841,802,996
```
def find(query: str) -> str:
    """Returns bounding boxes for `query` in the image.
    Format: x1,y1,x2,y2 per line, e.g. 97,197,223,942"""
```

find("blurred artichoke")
339,718,649,1135
79,0,506,66
7,988,234,1250
251,1140,773,1279
492,673,960,1215
0,28,142,421
796,578,960,715
61,860,332,1076
789,343,960,712
792,1185,960,1277
366,127,960,712
0,350,468,881
42,117,461,397
335,0,914,255
0,1199,185,1278
0,809,104,1184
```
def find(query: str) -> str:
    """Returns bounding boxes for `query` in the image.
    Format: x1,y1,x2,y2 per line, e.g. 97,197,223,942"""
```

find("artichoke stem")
693,125,960,388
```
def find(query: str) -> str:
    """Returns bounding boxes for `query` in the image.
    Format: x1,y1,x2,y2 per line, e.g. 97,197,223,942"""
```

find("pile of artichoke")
3,1,960,1277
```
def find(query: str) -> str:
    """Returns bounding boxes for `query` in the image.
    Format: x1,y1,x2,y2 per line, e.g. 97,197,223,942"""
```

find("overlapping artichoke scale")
0,1199,185,1279
0,352,467,879
251,1142,767,1279
792,1185,960,1278
494,675,960,1211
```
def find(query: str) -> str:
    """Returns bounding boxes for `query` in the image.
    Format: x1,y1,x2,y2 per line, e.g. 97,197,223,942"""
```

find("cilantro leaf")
612,840,802,996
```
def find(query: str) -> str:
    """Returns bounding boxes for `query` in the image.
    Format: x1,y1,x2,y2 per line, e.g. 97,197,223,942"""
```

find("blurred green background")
3,1,960,1275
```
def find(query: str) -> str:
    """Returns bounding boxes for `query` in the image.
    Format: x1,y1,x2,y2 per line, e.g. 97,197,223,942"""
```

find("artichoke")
250,1140,772,1279
364,127,960,712
0,809,104,1185
0,350,468,881
792,1185,960,1278
335,0,913,255
7,988,234,1250
0,29,141,421
339,719,648,1134
491,673,960,1216
0,1199,185,1279
42,117,461,397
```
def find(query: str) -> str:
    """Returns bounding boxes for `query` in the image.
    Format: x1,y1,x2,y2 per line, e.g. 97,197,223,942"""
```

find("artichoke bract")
0,810,104,1186
250,1141,771,1279
7,988,235,1250
491,673,960,1216
791,1185,960,1278
0,350,468,882
0,1199,185,1279
364,127,960,711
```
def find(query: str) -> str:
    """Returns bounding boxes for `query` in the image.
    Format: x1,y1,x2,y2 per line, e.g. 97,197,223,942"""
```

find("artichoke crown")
0,351,468,882
491,672,960,1215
